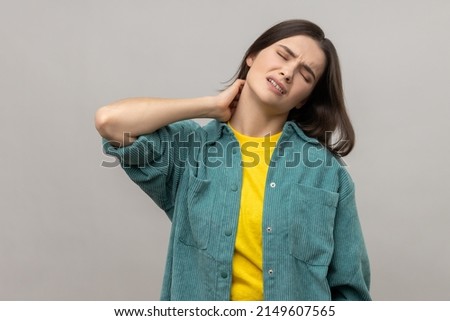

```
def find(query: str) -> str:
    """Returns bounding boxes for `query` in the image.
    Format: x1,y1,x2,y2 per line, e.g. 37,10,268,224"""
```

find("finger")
235,79,246,86
233,79,246,90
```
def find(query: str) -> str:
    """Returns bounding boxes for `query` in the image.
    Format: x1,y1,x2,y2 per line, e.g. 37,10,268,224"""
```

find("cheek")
290,84,313,102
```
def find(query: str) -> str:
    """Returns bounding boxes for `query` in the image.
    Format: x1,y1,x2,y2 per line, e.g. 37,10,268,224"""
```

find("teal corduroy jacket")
104,119,371,300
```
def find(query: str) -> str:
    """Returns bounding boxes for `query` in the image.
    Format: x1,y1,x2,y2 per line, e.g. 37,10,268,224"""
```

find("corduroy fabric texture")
103,119,371,301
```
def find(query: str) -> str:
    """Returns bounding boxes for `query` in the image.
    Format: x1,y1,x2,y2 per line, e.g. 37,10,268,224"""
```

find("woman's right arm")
95,79,245,146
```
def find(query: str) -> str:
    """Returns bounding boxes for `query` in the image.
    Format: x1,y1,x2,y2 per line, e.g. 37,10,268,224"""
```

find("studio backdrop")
1,0,449,300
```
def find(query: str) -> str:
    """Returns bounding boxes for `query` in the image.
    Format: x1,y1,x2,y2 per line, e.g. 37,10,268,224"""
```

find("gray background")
1,0,449,300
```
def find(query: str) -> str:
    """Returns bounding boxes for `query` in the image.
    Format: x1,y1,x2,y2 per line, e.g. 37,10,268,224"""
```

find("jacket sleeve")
102,120,200,219
327,179,371,300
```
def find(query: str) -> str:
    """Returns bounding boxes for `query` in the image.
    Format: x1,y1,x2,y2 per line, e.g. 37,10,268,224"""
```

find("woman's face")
244,35,326,116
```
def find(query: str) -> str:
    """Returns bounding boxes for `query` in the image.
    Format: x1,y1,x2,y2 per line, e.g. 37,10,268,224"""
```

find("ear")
246,55,254,67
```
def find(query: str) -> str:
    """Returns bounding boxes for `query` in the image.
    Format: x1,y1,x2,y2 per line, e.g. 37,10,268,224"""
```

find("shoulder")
282,122,355,198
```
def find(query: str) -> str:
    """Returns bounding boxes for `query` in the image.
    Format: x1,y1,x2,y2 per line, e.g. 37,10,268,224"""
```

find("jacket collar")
203,119,320,145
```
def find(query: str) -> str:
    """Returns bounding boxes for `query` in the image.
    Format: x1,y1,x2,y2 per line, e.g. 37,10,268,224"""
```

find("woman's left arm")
327,186,371,300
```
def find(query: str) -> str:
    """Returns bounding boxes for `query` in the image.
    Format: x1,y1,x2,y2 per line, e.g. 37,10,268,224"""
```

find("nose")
280,70,292,83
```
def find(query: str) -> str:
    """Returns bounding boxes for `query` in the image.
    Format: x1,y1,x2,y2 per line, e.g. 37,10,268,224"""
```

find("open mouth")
267,78,286,95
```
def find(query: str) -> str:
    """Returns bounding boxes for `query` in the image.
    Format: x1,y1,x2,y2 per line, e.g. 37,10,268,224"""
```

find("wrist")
196,96,218,119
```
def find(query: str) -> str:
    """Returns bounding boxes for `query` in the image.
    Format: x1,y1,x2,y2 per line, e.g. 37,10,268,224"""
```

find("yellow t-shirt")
228,123,282,301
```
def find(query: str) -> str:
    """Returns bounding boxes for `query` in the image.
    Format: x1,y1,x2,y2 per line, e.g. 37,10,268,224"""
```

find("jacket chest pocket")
289,184,339,266
179,174,215,250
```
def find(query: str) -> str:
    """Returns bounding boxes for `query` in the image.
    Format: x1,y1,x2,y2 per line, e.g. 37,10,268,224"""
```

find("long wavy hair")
232,19,355,157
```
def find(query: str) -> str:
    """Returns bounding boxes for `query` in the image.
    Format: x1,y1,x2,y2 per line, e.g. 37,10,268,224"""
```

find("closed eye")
277,51,288,60
302,74,312,83
278,44,317,81
300,70,312,83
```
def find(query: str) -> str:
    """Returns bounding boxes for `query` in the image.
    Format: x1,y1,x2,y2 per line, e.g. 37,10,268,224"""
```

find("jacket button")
221,272,228,279
266,226,272,233
268,269,274,276
269,182,276,188
231,184,238,191
224,229,232,236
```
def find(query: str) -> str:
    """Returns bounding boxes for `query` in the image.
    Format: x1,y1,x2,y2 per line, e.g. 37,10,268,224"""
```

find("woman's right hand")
212,79,245,122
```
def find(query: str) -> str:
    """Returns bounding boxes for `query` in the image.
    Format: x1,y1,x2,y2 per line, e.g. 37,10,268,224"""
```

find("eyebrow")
278,44,317,80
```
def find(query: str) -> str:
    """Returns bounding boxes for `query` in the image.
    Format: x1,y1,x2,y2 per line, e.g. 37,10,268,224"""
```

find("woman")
95,19,371,301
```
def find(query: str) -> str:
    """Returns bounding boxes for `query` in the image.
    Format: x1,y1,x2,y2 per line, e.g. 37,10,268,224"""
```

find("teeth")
269,79,284,94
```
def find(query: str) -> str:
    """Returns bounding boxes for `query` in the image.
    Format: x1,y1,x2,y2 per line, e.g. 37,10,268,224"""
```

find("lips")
267,77,286,95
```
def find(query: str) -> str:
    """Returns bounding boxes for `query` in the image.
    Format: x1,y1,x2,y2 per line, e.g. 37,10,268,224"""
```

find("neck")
228,88,288,137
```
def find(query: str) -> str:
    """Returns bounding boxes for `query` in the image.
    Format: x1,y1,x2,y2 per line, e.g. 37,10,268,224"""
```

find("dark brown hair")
232,19,355,156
